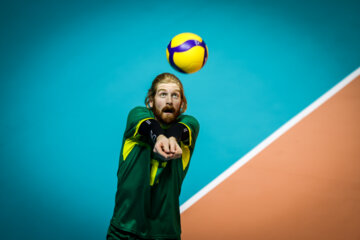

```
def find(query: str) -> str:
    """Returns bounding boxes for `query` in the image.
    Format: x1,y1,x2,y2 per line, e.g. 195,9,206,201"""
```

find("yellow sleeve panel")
123,138,138,161
123,117,154,161
181,142,191,170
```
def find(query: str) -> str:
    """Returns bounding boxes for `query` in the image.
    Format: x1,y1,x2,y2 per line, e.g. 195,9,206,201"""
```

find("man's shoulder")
128,106,149,113
177,114,200,130
128,106,153,116
126,106,154,123
178,113,199,123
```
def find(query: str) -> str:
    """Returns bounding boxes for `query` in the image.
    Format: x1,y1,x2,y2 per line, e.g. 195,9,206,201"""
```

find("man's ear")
149,99,153,108
180,102,185,113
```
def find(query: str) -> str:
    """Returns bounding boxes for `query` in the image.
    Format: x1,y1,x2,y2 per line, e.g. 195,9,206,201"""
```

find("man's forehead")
156,83,181,92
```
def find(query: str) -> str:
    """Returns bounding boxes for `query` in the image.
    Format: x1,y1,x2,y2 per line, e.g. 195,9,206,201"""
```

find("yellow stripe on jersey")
150,159,168,186
123,138,138,161
133,118,154,137
179,122,192,146
150,159,159,186
181,142,191,170
123,118,154,161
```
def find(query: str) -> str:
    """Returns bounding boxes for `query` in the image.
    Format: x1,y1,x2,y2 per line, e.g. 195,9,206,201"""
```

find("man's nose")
166,95,173,104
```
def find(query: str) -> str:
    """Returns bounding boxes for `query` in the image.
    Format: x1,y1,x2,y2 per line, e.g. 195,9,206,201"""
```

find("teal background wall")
1,0,359,239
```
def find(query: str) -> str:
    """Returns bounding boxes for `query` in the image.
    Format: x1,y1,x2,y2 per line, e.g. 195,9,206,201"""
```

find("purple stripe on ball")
167,42,186,73
169,39,206,52
202,41,208,67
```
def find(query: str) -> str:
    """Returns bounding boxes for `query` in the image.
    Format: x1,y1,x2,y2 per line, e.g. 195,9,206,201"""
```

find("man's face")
150,82,182,124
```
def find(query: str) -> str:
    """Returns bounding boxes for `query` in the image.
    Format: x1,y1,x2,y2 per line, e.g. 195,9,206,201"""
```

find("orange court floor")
181,75,360,240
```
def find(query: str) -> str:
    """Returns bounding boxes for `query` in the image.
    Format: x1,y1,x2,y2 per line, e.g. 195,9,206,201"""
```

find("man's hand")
153,135,171,160
168,137,182,159
153,135,182,161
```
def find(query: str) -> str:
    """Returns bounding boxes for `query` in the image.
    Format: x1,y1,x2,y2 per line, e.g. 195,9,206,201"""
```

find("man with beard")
107,73,200,240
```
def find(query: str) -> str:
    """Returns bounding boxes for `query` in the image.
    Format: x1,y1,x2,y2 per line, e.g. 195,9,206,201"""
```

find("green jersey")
109,106,200,239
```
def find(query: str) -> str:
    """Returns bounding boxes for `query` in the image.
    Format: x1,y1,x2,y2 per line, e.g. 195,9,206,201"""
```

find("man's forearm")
165,123,189,143
138,119,165,143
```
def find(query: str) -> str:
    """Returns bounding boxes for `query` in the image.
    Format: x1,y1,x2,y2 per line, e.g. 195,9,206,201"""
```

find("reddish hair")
145,73,187,113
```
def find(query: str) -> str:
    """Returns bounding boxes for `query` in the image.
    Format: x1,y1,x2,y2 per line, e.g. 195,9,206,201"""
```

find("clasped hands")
153,135,182,161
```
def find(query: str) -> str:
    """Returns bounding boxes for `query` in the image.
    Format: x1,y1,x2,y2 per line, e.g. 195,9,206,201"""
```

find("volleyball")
166,32,208,74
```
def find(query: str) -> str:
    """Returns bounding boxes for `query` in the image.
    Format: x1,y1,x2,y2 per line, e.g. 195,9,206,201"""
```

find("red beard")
153,105,181,124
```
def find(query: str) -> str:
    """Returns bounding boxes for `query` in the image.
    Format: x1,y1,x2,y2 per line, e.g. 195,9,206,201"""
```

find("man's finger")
174,145,182,159
162,141,170,153
158,150,171,160
170,141,176,153
157,144,168,156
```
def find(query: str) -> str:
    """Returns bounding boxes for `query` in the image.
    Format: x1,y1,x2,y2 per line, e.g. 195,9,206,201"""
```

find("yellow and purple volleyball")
166,32,208,74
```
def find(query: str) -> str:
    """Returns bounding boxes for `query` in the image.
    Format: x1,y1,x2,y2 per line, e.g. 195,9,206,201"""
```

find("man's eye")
160,93,167,97
172,94,179,99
